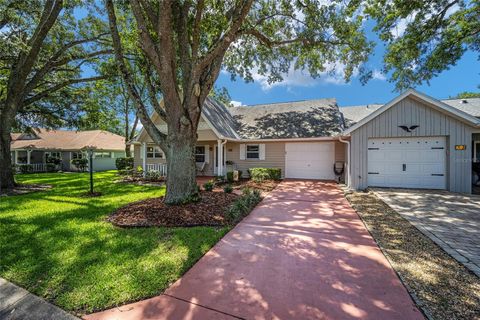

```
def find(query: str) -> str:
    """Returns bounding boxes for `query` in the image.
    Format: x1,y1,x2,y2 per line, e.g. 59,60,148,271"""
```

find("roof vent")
461,99,468,104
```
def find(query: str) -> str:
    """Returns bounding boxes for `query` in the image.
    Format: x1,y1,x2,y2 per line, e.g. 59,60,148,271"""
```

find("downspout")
339,136,350,188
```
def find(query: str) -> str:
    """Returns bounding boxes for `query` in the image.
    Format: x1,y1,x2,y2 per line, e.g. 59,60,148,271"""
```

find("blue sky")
76,7,478,108
216,25,479,107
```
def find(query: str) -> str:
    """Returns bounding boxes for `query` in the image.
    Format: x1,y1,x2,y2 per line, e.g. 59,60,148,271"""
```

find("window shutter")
239,144,246,160
259,144,266,160
139,145,144,159
204,145,210,163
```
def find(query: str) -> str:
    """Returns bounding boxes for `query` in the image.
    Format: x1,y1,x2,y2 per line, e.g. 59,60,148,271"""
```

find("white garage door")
367,137,446,189
285,142,335,180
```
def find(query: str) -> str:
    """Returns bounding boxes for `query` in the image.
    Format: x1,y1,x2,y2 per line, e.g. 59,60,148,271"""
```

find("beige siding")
334,141,346,162
226,142,285,177
350,96,474,193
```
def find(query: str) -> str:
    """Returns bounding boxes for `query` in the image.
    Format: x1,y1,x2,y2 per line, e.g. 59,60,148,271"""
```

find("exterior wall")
61,151,71,171
350,96,474,193
226,142,286,178
92,151,125,171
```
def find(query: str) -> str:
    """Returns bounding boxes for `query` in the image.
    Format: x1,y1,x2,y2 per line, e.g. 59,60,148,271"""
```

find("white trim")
474,140,480,162
343,89,480,135
142,142,147,177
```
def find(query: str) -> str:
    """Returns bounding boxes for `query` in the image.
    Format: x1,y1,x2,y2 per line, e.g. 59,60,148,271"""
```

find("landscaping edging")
344,189,480,320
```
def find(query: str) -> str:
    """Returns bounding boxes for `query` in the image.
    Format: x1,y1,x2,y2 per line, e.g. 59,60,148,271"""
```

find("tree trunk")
0,116,16,190
164,133,198,204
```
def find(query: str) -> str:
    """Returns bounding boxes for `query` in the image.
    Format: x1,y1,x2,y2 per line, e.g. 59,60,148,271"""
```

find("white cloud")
371,69,386,81
230,100,243,107
251,62,355,91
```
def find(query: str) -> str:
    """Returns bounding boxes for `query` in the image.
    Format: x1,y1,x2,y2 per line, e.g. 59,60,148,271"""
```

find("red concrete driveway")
85,180,423,320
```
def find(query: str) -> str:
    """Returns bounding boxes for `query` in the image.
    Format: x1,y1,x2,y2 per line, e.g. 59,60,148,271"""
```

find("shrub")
116,157,134,170
225,188,262,224
46,163,58,172
145,170,162,181
248,168,281,182
203,180,214,191
226,171,234,183
71,158,88,172
18,164,33,174
223,184,233,193
46,157,62,165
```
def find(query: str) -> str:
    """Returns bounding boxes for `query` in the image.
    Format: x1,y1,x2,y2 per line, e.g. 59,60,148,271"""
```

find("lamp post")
83,146,96,195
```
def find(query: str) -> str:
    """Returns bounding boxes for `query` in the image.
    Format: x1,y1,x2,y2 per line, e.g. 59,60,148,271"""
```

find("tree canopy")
366,0,480,90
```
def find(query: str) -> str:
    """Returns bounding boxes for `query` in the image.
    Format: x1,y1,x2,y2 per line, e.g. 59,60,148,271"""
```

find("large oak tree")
105,0,372,204
0,0,110,189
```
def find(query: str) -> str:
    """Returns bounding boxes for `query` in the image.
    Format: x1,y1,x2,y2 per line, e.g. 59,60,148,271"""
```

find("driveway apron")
85,180,422,320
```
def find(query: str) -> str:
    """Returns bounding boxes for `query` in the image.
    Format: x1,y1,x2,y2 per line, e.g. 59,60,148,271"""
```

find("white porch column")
27,150,31,165
14,150,18,164
217,140,223,176
142,142,147,177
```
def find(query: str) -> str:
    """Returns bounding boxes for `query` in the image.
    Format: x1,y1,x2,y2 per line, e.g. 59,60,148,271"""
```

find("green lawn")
0,171,229,314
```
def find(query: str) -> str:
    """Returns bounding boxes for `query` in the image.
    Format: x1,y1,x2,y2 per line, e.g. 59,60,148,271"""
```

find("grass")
345,190,480,320
0,171,229,315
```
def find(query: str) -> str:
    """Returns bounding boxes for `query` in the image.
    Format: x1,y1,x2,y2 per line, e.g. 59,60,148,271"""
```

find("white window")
147,146,163,158
246,145,260,159
71,152,84,159
474,141,480,162
195,146,206,163
95,152,112,158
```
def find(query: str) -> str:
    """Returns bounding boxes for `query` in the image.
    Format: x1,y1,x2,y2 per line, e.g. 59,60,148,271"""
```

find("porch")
139,139,229,178
11,149,63,172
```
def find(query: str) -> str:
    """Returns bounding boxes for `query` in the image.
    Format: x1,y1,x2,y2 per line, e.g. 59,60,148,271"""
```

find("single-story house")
10,129,126,172
130,89,480,193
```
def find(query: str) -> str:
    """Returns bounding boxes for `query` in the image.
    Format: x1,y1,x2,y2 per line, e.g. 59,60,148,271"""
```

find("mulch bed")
232,179,280,192
108,191,239,227
0,184,52,196
344,189,480,320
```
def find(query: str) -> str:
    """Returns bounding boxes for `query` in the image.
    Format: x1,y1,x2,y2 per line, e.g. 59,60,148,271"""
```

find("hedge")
116,157,134,170
248,168,281,182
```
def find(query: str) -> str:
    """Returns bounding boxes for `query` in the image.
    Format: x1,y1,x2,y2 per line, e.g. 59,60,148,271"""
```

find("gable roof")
342,89,480,134
202,97,240,139
11,128,125,151
229,98,344,139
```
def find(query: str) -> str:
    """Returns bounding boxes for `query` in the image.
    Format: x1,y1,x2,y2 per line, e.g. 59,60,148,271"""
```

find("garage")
285,142,335,179
367,137,447,189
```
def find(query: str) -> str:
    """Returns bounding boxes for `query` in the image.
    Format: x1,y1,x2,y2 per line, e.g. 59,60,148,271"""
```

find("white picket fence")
145,163,168,176
32,163,47,172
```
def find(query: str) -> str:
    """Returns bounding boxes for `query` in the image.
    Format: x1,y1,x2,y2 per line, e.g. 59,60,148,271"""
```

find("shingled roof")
228,99,344,139
11,128,125,151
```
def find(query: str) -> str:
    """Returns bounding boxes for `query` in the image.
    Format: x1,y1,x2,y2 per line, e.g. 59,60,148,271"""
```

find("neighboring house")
10,129,126,172
130,89,480,193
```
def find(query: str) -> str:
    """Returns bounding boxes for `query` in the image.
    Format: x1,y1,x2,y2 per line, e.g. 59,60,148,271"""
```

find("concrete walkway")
85,181,422,320
373,188,480,277
0,278,78,320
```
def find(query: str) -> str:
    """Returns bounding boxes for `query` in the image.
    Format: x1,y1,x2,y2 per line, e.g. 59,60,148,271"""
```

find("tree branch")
23,75,107,106
105,0,167,148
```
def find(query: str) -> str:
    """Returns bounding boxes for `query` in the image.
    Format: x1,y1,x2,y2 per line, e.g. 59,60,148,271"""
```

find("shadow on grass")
1,171,228,314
